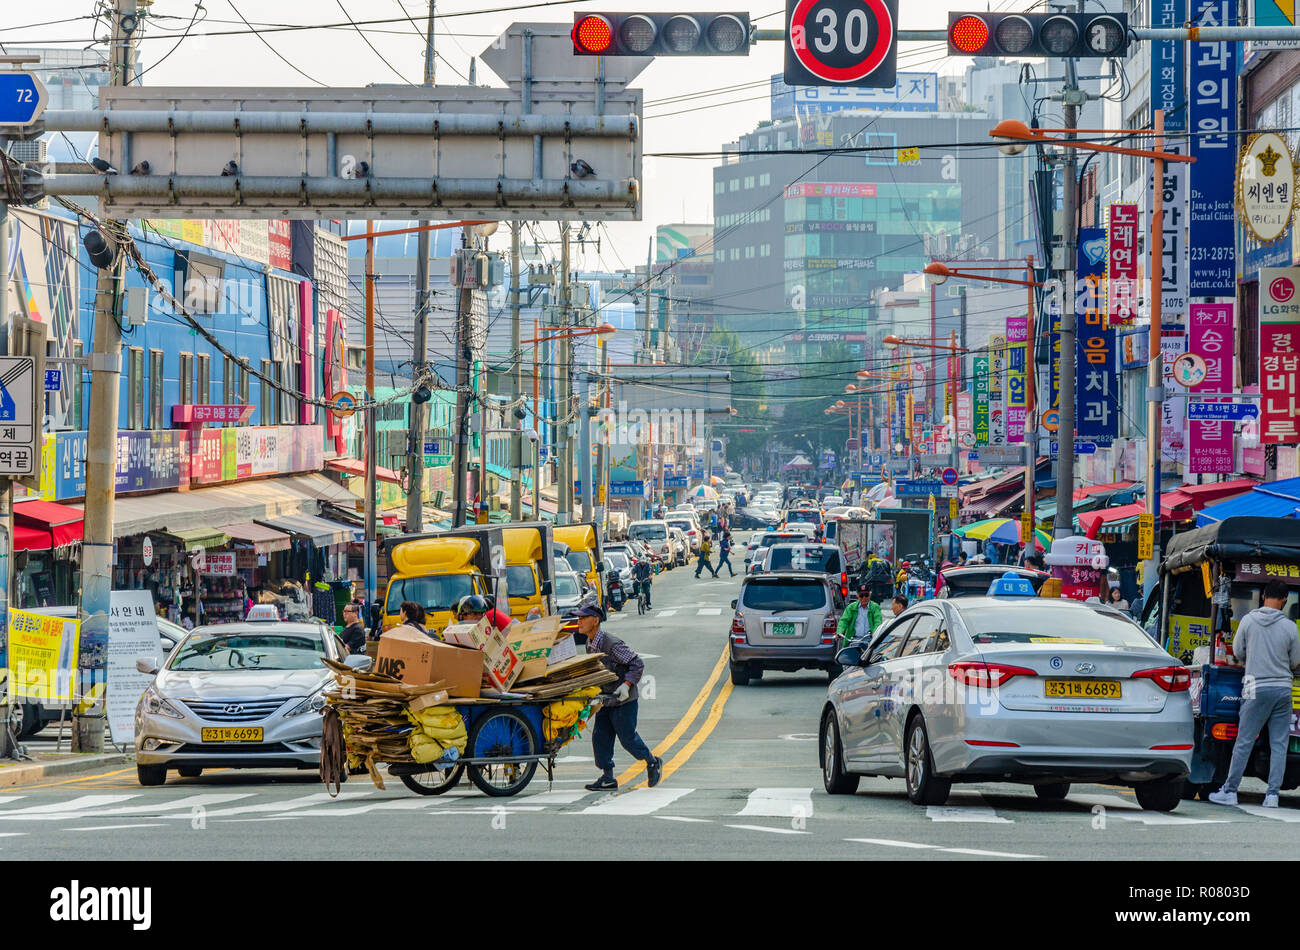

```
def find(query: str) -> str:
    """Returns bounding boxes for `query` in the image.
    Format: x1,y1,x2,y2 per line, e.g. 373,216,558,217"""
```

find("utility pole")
644,236,654,359
557,222,572,525
509,220,523,520
1051,54,1081,541
0,182,10,757
405,0,437,534
75,0,137,753
452,229,472,528
364,224,378,626
1143,109,1166,602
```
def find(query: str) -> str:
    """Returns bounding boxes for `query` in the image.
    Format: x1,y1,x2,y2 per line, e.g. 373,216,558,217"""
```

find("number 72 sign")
785,0,898,88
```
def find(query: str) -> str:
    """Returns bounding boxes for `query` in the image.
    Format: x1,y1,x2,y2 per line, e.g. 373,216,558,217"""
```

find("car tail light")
948,661,1036,688
821,614,837,645
1132,665,1191,692
1210,723,1238,741
730,612,746,642
840,572,848,598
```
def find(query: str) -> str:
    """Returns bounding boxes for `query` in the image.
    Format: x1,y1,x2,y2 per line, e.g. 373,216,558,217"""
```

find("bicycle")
636,580,650,615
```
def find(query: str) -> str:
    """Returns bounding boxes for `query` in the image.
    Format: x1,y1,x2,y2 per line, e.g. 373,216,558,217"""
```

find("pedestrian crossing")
0,783,1290,830
605,603,733,621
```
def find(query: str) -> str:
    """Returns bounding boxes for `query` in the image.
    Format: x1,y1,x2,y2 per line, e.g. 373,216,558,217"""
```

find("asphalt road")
7,535,1299,860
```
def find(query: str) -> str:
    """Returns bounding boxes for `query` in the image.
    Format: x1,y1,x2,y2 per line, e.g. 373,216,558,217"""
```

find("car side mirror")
344,654,373,671
135,658,159,675
541,580,553,597
731,599,738,610
835,646,863,668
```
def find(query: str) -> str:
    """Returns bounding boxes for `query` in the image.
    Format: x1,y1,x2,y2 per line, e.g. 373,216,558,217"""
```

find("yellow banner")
1138,513,1154,561
1020,512,1032,544
6,608,81,703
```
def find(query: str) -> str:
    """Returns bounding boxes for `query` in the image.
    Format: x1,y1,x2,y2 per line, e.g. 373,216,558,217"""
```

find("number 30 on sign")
785,0,899,88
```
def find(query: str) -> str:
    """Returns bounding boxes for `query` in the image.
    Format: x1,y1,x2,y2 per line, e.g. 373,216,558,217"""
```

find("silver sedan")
134,621,369,785
819,594,1193,811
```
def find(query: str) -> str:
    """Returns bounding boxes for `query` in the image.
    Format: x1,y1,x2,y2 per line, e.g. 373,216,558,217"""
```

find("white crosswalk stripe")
737,788,814,819
925,804,1013,824
0,795,138,818
1232,803,1300,821
163,790,376,819
697,607,722,616
1,793,255,822
581,787,694,815
655,609,679,618
1068,793,1228,826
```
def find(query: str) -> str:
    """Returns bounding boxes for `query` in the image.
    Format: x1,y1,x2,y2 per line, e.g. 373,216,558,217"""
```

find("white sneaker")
1207,789,1238,806
1263,794,1280,808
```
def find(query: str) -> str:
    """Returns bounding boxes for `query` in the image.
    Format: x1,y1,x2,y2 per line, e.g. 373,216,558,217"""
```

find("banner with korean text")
1259,268,1300,444
1006,316,1028,444
1187,303,1235,472
1107,203,1139,324
973,356,990,446
1078,227,1117,445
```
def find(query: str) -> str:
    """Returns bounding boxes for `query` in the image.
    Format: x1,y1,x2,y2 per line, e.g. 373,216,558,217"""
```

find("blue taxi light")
988,571,1037,597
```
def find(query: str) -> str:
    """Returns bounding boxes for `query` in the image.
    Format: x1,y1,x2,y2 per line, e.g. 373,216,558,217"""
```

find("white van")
627,520,675,566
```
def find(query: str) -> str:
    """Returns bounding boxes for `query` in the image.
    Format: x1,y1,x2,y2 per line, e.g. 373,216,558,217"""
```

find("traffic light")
947,12,1127,58
572,13,750,56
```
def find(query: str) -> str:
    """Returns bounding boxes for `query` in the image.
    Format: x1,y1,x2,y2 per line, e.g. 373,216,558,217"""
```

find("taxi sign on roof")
988,571,1037,597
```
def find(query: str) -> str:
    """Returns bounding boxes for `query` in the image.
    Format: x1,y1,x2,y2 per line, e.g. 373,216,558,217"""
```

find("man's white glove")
613,682,631,702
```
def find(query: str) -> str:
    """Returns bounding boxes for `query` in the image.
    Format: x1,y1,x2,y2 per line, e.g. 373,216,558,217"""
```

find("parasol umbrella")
687,484,719,500
953,517,1052,551
707,475,726,487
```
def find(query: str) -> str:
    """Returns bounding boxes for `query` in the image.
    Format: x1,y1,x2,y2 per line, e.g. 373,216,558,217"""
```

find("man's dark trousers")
592,700,653,774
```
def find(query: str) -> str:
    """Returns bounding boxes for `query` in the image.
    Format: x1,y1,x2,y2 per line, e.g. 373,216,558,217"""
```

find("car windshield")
566,551,594,573
170,630,328,671
787,510,822,525
742,580,827,611
767,546,841,573
631,524,667,540
607,552,629,570
667,520,692,532
386,574,476,614
960,604,1154,648
554,574,580,598
506,564,537,598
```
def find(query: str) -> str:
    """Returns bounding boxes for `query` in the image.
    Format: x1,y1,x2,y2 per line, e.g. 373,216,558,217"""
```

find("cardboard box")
408,689,451,712
428,639,484,698
509,615,565,683
442,618,489,649
547,634,578,667
375,626,436,684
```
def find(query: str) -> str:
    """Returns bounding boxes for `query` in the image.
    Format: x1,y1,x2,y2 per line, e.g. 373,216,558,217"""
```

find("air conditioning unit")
8,139,46,164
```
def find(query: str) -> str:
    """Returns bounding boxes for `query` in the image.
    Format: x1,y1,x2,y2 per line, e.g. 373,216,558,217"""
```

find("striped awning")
218,522,292,554
164,526,231,550
255,513,354,548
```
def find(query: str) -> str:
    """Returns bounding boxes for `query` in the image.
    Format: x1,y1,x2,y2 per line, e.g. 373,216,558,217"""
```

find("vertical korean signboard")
1006,316,1028,444
1077,227,1117,445
1107,203,1139,325
1188,0,1237,297
1161,327,1188,465
1149,0,1188,319
1259,268,1300,445
988,335,1006,445
1187,303,1236,472
973,355,990,446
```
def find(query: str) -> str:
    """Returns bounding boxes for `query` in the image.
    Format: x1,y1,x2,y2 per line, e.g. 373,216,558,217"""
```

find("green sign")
425,454,452,467
973,356,990,446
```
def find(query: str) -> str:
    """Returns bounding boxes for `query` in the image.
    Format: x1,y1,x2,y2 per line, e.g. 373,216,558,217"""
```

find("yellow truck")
554,523,603,605
501,523,556,620
382,526,506,637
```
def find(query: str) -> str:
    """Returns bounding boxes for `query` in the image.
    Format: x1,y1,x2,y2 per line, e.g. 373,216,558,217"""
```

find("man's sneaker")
1263,793,1280,808
584,774,618,792
1207,789,1238,806
646,756,664,788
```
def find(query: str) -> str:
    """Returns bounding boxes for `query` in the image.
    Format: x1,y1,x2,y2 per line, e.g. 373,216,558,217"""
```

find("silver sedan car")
819,589,1193,811
134,620,369,785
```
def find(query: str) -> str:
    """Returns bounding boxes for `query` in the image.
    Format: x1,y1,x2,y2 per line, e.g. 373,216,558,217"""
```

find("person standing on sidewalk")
339,603,367,654
577,605,663,791
696,533,717,578
1209,579,1300,809
716,531,736,577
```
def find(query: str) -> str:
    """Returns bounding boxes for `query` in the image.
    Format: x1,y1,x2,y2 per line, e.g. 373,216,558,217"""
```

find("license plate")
770,622,798,637
201,727,263,742
1044,679,1122,699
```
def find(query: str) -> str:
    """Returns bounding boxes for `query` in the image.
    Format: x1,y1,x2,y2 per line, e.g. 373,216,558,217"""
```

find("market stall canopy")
13,498,84,550
1162,479,1258,523
1072,480,1138,503
326,457,402,485
1163,516,1300,574
782,455,813,470
14,523,54,552
217,522,292,554
164,526,230,550
953,517,1050,551
255,512,354,548
110,473,361,538
1076,502,1147,539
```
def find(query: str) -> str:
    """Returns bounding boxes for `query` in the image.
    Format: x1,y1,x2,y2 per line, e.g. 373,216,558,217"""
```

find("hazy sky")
2,0,969,268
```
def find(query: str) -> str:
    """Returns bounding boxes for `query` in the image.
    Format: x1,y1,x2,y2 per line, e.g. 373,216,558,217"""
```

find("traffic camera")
572,12,751,55
947,12,1127,58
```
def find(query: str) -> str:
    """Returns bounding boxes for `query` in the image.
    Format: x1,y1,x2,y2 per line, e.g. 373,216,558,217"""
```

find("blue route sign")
0,73,48,127
1186,402,1258,422
1049,441,1098,456
894,479,945,498
44,369,61,392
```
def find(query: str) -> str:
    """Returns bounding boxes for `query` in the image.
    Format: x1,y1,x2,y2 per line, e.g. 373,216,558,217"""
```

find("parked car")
554,570,585,615
668,527,690,566
628,519,676,567
819,585,1193,811
665,515,703,553
757,542,845,579
728,571,845,685
732,507,779,530
937,565,1050,598
133,620,370,785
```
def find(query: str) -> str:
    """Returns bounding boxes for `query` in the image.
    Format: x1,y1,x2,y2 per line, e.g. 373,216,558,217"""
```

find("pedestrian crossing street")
0,784,1294,832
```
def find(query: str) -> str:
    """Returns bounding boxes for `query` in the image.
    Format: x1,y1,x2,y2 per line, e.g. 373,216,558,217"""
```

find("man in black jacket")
339,603,367,654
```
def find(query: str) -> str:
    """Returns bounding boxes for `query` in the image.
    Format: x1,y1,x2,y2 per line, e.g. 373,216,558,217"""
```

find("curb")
0,753,133,788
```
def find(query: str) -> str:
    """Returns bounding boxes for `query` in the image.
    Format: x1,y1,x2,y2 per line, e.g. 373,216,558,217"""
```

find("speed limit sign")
785,0,898,88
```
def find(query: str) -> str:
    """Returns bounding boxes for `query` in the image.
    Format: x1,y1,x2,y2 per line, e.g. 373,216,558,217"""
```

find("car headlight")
141,685,184,720
284,682,330,718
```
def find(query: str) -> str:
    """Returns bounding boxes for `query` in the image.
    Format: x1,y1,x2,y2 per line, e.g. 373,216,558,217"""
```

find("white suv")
627,519,675,566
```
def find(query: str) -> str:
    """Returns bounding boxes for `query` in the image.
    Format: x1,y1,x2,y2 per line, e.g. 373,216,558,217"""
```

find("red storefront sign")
1107,203,1139,325
1259,268,1300,444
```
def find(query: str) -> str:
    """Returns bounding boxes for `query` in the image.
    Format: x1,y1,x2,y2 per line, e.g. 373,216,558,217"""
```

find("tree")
691,330,768,469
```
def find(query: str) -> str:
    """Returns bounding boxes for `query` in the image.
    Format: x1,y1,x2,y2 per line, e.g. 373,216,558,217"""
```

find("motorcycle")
605,569,627,612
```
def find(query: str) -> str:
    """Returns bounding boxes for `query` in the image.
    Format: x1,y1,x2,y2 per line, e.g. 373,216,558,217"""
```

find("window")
128,347,144,429
961,605,1154,648
869,616,915,662
223,357,238,408
71,341,84,429
759,173,771,187
761,243,771,257
714,181,725,195
195,353,210,405
743,176,755,189
239,359,250,404
740,578,827,611
183,253,225,314
899,612,942,657
149,349,164,429
729,179,739,192
260,358,278,426
179,352,193,406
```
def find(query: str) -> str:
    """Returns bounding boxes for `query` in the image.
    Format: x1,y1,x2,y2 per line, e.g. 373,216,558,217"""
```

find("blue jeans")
1223,684,1293,797
592,700,653,774
717,553,734,576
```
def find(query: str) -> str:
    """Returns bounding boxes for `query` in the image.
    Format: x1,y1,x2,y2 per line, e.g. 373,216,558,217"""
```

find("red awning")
1078,503,1148,539
1162,479,1259,521
14,524,52,552
14,498,84,549
1073,481,1135,502
326,458,402,485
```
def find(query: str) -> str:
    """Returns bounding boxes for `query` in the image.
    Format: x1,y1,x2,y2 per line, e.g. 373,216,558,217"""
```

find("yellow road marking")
614,642,729,787
631,678,735,790
5,767,135,790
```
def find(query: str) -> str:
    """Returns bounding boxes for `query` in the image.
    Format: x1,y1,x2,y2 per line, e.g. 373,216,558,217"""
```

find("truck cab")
501,523,556,620
382,526,506,637
554,523,603,604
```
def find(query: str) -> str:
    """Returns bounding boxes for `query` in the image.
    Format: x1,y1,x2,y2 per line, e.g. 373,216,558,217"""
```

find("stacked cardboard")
511,653,618,699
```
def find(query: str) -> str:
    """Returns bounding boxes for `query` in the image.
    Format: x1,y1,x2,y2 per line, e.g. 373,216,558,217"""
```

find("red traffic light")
948,14,989,54
573,14,615,54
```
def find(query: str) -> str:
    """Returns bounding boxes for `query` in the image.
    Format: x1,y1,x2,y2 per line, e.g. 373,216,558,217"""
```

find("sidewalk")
0,749,133,788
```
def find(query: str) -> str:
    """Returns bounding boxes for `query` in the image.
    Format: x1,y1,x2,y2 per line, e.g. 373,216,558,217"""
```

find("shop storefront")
12,498,85,608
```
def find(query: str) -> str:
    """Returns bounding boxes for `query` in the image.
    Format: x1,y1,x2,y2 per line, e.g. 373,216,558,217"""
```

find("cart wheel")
399,762,465,796
466,708,539,797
